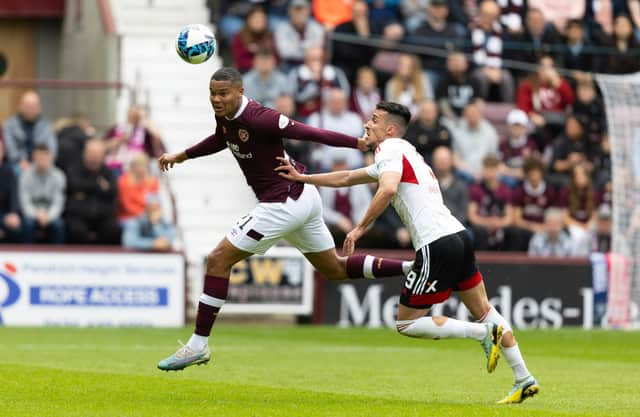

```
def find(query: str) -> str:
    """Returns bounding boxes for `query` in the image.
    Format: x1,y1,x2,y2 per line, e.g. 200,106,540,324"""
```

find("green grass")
1,326,639,417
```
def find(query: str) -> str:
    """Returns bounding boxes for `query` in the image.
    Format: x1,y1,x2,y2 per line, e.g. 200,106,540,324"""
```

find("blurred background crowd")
2,0,633,257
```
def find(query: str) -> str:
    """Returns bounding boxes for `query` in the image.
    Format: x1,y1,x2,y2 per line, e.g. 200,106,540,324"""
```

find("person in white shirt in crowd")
528,207,574,257
242,49,289,108
274,0,325,69
307,88,364,171
443,100,499,181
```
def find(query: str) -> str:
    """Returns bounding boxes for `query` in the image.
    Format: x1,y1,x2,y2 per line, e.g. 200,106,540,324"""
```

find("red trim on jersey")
456,271,483,291
401,155,419,184
409,289,452,306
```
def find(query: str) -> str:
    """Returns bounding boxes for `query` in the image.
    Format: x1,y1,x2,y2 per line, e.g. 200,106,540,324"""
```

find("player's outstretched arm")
343,172,401,255
275,157,375,187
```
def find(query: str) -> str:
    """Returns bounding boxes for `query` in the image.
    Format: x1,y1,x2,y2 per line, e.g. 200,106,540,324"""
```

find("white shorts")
227,184,335,255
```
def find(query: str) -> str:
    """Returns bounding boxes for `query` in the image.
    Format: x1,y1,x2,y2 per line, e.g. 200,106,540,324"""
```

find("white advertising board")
0,252,185,327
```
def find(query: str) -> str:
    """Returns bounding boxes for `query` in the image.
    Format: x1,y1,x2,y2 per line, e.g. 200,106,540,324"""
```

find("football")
175,24,216,64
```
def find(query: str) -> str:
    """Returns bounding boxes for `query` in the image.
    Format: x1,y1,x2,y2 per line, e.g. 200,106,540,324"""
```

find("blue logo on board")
0,268,21,325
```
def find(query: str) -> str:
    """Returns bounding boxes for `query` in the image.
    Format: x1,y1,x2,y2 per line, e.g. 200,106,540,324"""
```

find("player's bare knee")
206,248,233,275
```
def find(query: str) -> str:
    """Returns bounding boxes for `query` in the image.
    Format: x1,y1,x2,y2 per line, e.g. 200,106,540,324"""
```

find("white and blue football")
175,24,216,64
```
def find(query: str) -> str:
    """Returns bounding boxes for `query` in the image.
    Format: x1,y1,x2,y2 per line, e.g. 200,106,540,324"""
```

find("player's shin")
396,316,487,340
480,306,531,382
188,274,229,352
346,254,413,279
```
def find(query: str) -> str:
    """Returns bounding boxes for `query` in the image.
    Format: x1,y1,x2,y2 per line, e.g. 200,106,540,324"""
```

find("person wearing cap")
242,48,289,108
274,0,325,69
122,193,175,252
498,109,538,184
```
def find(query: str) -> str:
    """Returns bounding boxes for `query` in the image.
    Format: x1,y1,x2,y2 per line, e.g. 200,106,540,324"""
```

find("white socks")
397,317,487,341
187,334,208,352
502,344,531,382
481,305,530,382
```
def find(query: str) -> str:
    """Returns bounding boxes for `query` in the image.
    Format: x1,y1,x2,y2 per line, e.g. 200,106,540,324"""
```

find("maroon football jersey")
557,187,594,223
470,182,511,217
185,98,358,202
511,181,559,223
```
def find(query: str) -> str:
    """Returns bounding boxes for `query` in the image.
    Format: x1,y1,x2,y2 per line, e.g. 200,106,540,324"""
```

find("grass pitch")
1,326,639,417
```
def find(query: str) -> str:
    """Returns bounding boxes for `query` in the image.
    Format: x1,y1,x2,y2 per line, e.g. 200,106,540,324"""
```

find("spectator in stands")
319,156,372,246
0,139,21,243
561,19,597,74
590,204,612,253
384,53,433,116
369,22,406,87
432,146,469,224
332,1,380,84
366,0,402,28
516,55,575,132
19,144,65,244
313,0,353,29
351,66,381,122
407,0,460,86
573,79,607,158
401,0,429,32
584,0,617,45
507,8,561,76
289,46,350,119
274,0,325,69
104,105,164,176
593,134,612,187
560,163,596,253
307,88,364,171
122,193,175,252
242,48,289,108
512,157,560,247
436,52,480,119
443,100,499,181
551,116,591,177
498,109,539,183
65,138,120,245
405,99,453,163
470,0,515,102
3,91,57,173
527,0,585,33
54,114,94,175
527,208,574,257
467,155,519,250
629,0,640,40
117,152,159,223
231,6,277,74
602,14,640,74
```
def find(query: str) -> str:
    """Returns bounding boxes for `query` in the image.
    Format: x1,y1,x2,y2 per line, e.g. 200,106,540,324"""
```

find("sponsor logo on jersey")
222,126,227,134
238,128,250,142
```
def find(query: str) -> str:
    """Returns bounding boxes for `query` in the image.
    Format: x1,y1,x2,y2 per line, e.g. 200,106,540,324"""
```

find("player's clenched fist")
158,152,188,171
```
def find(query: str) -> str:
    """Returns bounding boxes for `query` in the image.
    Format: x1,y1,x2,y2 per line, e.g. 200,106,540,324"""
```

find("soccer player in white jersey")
276,102,539,404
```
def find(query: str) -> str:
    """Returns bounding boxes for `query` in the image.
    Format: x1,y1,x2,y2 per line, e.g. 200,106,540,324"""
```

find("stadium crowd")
2,0,628,256
210,0,623,256
0,91,175,251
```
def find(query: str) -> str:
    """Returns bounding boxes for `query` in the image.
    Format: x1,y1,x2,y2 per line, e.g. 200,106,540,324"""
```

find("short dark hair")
523,157,545,174
482,154,501,167
33,143,50,152
211,67,243,86
376,101,411,133
566,19,583,30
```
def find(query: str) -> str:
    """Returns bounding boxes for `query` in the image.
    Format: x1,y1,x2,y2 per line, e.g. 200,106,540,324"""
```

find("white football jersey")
366,138,465,249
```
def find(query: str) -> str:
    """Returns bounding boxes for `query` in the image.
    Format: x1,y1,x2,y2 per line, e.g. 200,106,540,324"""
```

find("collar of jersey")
226,96,249,121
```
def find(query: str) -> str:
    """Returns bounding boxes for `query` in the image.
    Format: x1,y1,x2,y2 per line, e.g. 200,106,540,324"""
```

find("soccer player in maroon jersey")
156,68,413,371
